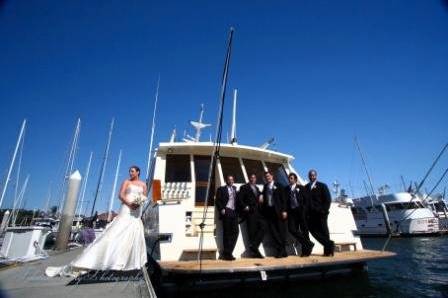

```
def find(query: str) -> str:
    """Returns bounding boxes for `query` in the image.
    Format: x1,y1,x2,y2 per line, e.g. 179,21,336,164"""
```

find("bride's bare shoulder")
121,179,131,187
137,180,146,188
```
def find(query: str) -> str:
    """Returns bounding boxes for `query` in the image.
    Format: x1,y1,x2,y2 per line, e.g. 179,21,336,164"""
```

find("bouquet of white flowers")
130,193,148,206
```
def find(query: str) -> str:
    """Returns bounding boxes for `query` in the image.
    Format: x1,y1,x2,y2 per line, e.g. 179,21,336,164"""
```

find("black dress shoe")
275,250,288,258
223,255,236,261
301,243,314,257
323,242,335,257
251,248,264,259
254,251,265,259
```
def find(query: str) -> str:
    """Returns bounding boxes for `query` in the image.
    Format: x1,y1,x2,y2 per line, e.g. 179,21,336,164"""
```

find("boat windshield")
220,157,245,183
265,162,289,186
385,202,423,211
242,159,265,184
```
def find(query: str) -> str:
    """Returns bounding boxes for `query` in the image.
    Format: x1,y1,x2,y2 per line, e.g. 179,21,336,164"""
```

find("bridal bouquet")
130,193,148,206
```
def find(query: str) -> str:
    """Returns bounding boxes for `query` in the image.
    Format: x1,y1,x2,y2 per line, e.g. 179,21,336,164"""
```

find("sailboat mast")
415,142,448,194
145,76,160,181
58,118,81,213
75,151,93,217
230,89,237,144
10,174,30,226
354,137,376,198
13,127,25,206
108,149,122,222
198,27,234,266
44,181,52,213
90,118,115,216
0,119,26,209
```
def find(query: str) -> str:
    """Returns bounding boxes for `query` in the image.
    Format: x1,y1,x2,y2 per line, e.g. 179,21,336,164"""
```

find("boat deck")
159,249,395,274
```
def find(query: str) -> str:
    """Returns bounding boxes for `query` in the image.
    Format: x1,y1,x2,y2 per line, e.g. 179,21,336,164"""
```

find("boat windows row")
164,154,289,185
351,202,426,215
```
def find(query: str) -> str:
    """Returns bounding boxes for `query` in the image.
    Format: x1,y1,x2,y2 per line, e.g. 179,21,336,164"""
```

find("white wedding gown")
46,184,147,277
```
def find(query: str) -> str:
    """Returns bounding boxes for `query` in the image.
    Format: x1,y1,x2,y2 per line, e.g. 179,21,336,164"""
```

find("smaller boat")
350,192,439,236
424,194,448,233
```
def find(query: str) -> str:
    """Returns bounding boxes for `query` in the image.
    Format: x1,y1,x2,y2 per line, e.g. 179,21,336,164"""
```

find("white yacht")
350,192,439,236
424,194,448,233
139,102,394,293
143,141,363,260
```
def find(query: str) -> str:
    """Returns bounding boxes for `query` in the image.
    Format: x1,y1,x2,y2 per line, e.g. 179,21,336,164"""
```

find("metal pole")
354,137,376,197
230,89,237,144
146,76,160,181
198,27,234,267
108,150,122,222
56,170,82,250
0,119,26,209
58,118,81,213
75,152,93,218
415,142,448,194
10,175,30,226
0,210,10,233
44,181,52,214
91,118,114,216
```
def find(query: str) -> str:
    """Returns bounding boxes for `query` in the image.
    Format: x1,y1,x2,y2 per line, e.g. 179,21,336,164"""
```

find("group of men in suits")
215,169,334,260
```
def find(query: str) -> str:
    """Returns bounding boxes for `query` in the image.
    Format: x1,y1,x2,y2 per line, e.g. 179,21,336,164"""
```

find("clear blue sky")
1,0,447,212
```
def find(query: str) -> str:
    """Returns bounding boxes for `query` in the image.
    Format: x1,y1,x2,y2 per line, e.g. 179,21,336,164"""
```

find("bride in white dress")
46,165,148,276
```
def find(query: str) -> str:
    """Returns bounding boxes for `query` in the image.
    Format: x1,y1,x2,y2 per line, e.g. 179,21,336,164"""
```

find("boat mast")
0,119,26,209
90,118,114,216
198,27,234,267
108,149,122,222
75,151,93,218
400,175,407,192
13,126,25,207
145,76,160,181
354,137,375,206
10,174,30,226
415,142,448,194
58,118,81,213
230,89,237,144
43,181,52,214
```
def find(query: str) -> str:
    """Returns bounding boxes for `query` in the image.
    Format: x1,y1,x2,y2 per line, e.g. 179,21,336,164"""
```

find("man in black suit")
215,175,239,260
284,172,314,257
305,169,334,256
237,173,267,258
261,171,288,258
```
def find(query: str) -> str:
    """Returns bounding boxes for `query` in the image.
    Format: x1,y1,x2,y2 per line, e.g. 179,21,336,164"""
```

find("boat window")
265,162,289,186
220,157,245,183
351,207,367,220
165,154,191,182
401,202,419,209
194,155,212,181
388,203,404,211
242,159,265,184
194,155,215,205
435,202,446,212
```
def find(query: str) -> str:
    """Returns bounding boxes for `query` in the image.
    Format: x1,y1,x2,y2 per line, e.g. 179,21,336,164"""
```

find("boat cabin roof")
156,142,294,164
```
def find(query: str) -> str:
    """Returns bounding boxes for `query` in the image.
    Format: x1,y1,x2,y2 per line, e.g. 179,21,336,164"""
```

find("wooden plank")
159,250,395,274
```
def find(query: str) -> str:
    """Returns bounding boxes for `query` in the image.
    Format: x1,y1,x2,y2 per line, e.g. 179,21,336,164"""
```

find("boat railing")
161,182,191,202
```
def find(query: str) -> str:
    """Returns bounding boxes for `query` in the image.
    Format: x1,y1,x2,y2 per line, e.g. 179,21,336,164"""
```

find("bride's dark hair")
130,165,141,177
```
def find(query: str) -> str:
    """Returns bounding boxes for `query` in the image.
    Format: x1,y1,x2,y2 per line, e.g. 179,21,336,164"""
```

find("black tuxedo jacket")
237,183,261,216
305,181,332,214
215,185,238,218
284,184,307,211
261,181,286,217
